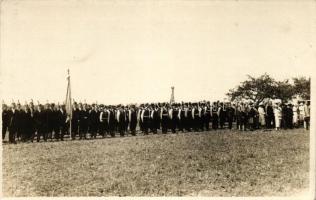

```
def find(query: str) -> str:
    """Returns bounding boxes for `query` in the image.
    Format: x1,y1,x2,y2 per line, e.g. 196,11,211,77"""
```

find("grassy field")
2,128,309,197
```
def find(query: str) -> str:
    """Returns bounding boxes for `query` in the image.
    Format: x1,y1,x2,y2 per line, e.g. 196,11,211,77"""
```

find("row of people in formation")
2,100,310,144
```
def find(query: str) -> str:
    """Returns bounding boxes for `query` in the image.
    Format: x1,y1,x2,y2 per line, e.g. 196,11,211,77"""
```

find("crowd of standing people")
2,99,311,144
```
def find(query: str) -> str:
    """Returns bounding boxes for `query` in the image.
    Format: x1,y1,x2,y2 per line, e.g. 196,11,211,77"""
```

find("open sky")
1,0,315,105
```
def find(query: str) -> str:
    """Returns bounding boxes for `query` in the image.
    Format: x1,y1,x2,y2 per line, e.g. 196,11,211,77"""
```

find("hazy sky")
1,0,315,104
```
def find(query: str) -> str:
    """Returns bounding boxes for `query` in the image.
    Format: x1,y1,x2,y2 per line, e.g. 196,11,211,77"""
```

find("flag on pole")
65,69,72,139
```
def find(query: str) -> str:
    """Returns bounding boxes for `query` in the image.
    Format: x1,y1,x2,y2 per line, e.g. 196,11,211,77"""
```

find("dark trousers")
118,121,125,136
142,118,149,134
37,127,47,142
204,116,210,131
161,117,168,133
79,120,88,139
71,122,79,139
9,126,17,144
266,116,274,128
2,123,9,140
219,116,225,129
171,118,177,133
185,117,192,132
130,120,137,135
193,116,199,131
212,114,219,130
178,118,184,132
227,117,233,129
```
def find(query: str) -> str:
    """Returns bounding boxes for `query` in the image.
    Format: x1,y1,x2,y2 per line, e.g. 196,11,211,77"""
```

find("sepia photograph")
1,0,315,198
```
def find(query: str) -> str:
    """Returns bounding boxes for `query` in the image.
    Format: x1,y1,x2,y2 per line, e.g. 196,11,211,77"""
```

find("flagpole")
69,69,72,140
66,69,72,140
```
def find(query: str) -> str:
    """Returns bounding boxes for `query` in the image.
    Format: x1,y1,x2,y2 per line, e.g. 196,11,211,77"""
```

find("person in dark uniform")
137,105,143,133
124,106,129,134
28,102,36,142
9,103,18,144
160,104,169,134
204,102,211,131
185,103,193,132
71,103,80,140
177,104,185,132
128,105,137,136
117,106,126,136
2,104,12,141
79,104,89,139
100,106,110,137
142,105,150,135
265,101,274,129
150,105,159,134
198,103,204,131
15,103,23,141
51,104,61,140
21,104,33,142
170,104,178,133
226,103,235,129
155,105,161,131
212,102,219,130
192,104,199,132
34,104,45,142
248,103,257,131
46,104,54,141
286,104,293,129
108,106,116,137
59,105,67,141
89,104,99,139
218,102,226,129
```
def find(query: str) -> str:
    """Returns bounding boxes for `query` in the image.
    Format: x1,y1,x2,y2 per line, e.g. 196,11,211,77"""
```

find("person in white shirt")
304,101,310,130
274,103,282,131
298,102,305,127
258,103,266,128
292,103,299,128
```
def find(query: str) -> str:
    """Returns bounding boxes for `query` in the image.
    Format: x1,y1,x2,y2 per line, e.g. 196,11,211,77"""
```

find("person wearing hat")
298,102,305,127
8,103,19,144
274,102,282,131
247,102,257,131
258,103,266,128
150,105,160,134
192,104,199,132
304,101,310,130
33,104,46,142
108,106,116,137
89,104,99,139
128,105,138,136
177,104,185,132
2,103,12,141
78,103,89,139
292,103,299,128
203,102,211,131
285,104,293,129
21,104,33,142
58,104,67,141
198,103,204,131
265,101,275,129
212,102,219,130
160,104,169,134
71,102,80,140
226,102,235,130
116,105,126,137
141,104,150,135
218,102,227,129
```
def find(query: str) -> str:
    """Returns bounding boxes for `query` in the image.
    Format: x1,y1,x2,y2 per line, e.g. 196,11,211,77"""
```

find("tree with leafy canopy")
292,77,311,100
226,73,301,104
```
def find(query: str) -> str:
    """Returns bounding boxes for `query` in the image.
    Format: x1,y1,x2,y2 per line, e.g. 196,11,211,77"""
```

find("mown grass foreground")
2,129,309,197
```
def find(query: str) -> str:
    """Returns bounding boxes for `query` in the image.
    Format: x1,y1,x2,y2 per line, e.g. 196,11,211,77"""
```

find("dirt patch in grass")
2,129,309,196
